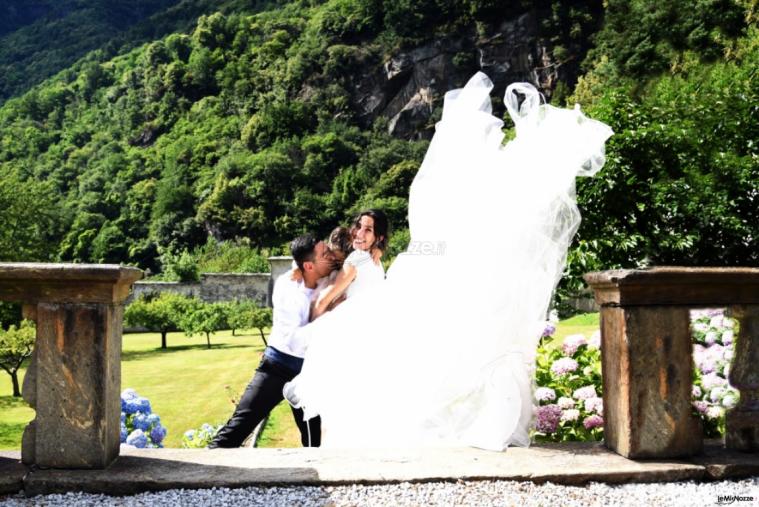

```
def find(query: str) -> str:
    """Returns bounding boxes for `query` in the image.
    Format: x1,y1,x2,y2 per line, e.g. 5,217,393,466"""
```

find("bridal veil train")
295,72,613,450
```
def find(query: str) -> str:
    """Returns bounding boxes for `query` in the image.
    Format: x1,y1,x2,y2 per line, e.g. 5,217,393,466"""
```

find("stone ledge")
0,455,26,495
2,443,757,497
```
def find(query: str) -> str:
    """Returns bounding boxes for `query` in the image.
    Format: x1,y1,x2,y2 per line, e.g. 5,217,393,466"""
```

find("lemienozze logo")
715,494,754,505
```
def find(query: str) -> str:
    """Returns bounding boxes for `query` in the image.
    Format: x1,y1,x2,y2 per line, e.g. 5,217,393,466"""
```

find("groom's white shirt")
267,272,315,358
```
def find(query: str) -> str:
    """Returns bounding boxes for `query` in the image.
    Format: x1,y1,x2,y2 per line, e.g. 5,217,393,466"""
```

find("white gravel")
1,478,758,507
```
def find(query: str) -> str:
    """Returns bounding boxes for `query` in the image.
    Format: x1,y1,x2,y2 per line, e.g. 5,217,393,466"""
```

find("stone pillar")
0,263,142,469
22,303,123,468
600,306,702,458
726,305,759,451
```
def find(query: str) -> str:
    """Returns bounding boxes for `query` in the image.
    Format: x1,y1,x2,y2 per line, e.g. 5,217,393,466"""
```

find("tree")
124,293,192,349
224,300,255,336
180,302,227,349
0,172,62,262
0,320,35,397
250,307,272,347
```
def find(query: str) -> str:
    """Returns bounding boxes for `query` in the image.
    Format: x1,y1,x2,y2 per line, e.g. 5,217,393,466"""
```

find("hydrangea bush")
533,309,739,442
534,325,604,442
690,309,740,437
120,389,167,448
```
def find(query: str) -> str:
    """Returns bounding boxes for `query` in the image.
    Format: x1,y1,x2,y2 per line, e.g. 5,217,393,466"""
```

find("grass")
0,313,601,449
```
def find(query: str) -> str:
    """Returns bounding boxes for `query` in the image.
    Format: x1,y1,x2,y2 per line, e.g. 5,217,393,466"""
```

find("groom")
209,233,334,448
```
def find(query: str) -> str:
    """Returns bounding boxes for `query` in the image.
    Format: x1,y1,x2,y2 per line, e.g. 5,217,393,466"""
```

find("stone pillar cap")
584,267,759,306
0,263,143,304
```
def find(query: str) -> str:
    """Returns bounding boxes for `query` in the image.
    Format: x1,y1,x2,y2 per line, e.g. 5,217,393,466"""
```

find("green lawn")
0,314,601,449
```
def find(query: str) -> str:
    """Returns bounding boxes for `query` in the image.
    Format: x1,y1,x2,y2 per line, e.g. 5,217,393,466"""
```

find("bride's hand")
290,267,303,282
371,248,383,265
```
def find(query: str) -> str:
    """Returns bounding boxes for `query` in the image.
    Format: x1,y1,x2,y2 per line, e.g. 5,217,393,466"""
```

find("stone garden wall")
126,274,270,307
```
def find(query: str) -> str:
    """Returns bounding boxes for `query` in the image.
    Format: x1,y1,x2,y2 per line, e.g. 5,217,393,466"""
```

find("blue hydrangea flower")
126,429,148,448
123,397,152,415
120,412,126,424
121,388,138,400
184,430,195,441
134,397,152,414
132,412,151,431
150,425,167,445
147,413,161,427
120,423,128,443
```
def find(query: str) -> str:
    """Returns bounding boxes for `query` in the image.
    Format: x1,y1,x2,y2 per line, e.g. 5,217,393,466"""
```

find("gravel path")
1,478,757,506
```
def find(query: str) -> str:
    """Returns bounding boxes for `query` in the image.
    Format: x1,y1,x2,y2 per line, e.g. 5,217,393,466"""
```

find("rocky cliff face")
348,13,576,140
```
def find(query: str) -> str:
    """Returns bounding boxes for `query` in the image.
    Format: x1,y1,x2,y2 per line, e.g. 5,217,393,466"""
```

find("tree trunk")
161,331,167,349
206,332,211,349
259,329,268,347
11,370,20,397
232,328,236,336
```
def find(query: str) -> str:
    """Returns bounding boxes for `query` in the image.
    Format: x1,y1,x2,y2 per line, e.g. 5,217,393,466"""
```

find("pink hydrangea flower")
561,409,580,422
541,323,556,338
722,393,738,409
583,414,604,430
706,405,725,420
704,331,718,345
692,385,702,398
709,316,724,329
588,330,601,349
584,397,603,415
573,385,597,400
721,330,734,345
701,373,727,390
562,334,587,356
692,400,708,414
550,358,578,376
692,322,709,333
557,397,575,410
535,387,556,403
709,387,726,402
535,404,562,433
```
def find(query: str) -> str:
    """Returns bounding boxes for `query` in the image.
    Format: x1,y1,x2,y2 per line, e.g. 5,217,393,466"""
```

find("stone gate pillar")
0,263,142,469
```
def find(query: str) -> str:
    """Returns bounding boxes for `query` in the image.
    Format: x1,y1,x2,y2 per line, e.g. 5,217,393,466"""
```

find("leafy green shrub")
159,248,201,282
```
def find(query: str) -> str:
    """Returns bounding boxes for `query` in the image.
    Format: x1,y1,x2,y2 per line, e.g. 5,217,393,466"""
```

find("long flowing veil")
295,72,613,450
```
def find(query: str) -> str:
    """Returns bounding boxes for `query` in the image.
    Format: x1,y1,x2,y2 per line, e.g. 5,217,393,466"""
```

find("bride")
291,72,612,450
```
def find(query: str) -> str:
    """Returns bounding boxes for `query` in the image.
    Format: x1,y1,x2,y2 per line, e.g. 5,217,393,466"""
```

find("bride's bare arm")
311,264,356,320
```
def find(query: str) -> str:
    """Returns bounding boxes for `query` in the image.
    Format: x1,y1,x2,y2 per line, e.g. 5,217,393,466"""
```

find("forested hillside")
0,0,756,302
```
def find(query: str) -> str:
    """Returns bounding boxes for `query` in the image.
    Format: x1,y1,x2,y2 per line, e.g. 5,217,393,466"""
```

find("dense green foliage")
556,4,758,307
0,0,755,299
0,0,261,104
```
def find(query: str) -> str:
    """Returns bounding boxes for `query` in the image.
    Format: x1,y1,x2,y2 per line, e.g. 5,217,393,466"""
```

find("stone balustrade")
584,267,759,459
0,263,142,469
1,262,756,471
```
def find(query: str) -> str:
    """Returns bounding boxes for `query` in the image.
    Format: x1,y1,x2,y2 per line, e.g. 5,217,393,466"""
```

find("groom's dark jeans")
209,347,321,448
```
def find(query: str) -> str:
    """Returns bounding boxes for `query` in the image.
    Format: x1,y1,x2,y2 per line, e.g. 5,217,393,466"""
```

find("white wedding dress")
295,72,612,450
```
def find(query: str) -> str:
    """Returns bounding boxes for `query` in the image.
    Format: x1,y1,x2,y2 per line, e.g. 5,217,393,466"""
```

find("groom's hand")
290,267,303,282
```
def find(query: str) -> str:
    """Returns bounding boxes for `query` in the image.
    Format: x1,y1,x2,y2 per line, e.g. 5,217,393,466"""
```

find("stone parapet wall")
126,281,200,305
200,273,270,306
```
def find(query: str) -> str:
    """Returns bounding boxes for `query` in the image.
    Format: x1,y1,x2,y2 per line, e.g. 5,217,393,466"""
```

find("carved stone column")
726,305,759,451
0,263,141,469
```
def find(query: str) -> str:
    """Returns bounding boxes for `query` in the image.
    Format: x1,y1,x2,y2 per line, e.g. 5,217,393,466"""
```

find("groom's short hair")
291,233,319,271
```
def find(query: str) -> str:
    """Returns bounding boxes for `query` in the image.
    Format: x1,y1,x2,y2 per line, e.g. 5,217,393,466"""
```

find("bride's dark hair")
351,209,389,251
